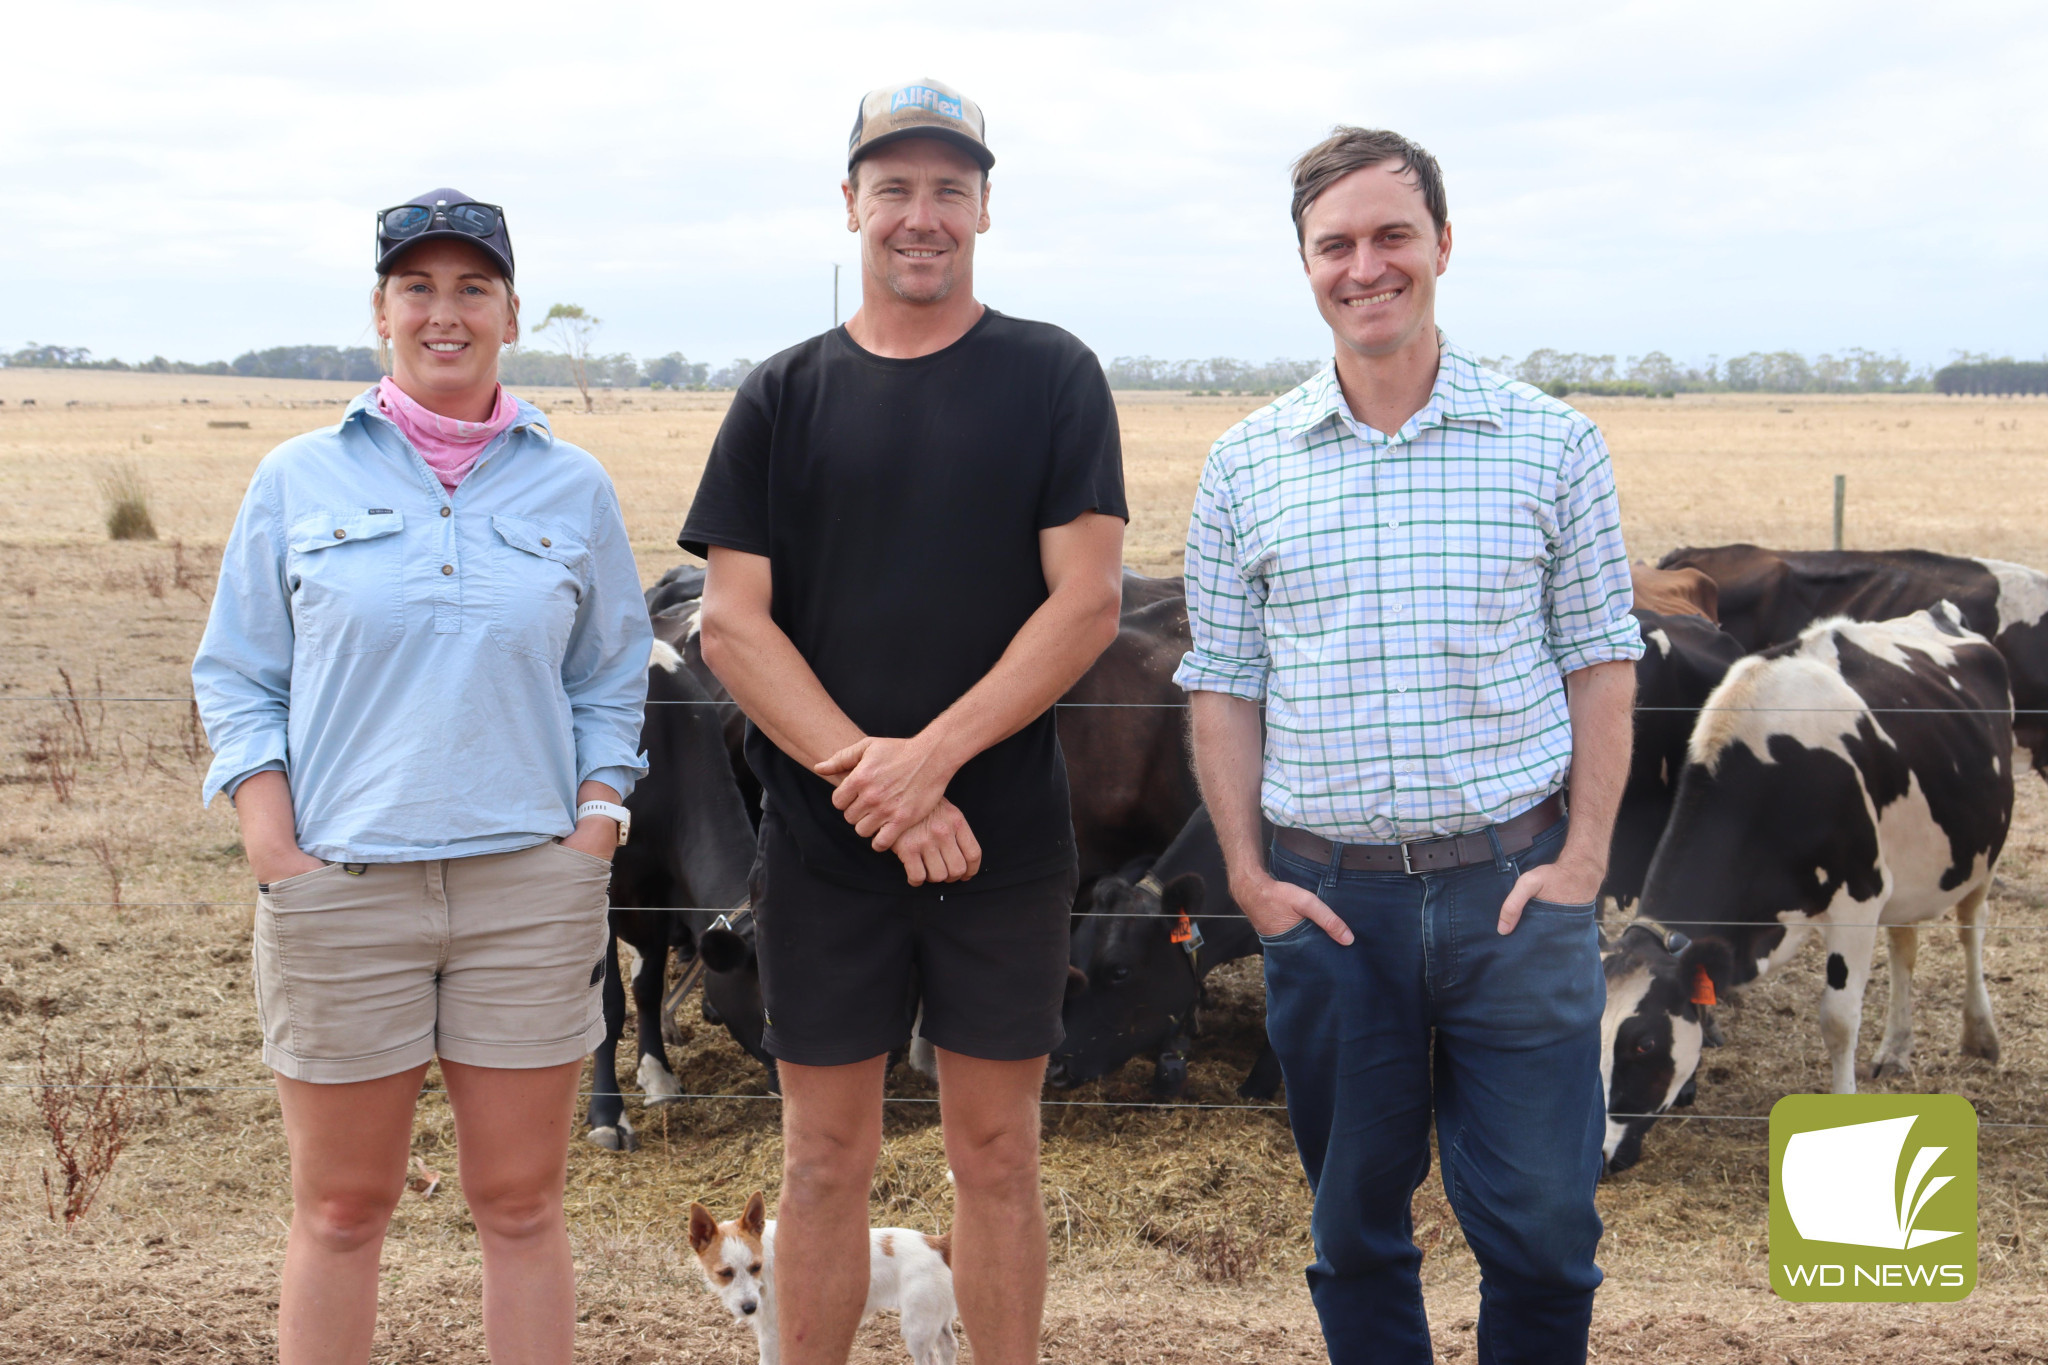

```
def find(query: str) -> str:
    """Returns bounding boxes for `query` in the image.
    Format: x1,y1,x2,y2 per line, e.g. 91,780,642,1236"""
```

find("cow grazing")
1662,544,2048,778
1629,562,1719,621
1598,922,1734,1174
1049,807,1281,1100
1605,609,1747,911
1635,604,2010,1115
587,633,756,1151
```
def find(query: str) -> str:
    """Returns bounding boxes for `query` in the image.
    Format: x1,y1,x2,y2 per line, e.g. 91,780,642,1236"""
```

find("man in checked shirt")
1176,128,1642,1365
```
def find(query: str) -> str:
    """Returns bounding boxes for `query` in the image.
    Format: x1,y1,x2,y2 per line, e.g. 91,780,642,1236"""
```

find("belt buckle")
1400,841,1417,875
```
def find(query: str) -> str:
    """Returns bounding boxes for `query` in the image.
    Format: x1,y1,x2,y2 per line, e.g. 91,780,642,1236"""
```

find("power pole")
833,264,841,328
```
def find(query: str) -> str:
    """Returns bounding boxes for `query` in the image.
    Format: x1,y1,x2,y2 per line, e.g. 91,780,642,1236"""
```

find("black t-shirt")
679,309,1128,893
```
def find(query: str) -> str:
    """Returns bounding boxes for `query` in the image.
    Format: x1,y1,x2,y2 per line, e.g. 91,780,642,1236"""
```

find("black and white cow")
587,634,756,1150
1661,544,2048,779
1605,609,1747,911
1598,922,1733,1174
1616,605,2010,1164
1047,807,1281,1100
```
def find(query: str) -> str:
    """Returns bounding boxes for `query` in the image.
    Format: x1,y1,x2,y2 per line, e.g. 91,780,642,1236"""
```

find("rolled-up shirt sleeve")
193,467,294,807
1545,424,1644,674
563,487,652,799
1173,447,1270,700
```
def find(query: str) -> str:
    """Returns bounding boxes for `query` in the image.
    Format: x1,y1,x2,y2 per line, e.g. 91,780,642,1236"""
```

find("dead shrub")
182,700,210,766
1138,1216,1268,1284
86,827,125,910
34,1022,148,1224
170,538,210,604
96,459,158,541
55,667,102,760
25,726,77,803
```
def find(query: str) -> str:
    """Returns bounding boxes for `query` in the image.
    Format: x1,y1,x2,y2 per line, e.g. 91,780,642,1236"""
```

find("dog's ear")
687,1202,719,1253
741,1190,767,1237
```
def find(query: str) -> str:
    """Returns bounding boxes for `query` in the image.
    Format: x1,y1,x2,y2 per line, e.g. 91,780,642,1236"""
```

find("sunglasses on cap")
377,199,504,244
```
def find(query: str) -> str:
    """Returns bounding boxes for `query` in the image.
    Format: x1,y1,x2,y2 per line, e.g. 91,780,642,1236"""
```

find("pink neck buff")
376,376,520,490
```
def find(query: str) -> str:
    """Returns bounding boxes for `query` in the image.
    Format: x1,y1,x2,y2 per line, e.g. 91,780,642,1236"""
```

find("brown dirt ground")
2,371,2045,1362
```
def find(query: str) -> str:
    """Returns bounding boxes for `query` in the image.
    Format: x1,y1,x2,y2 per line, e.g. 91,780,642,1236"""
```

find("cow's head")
697,917,773,1073
1600,923,1733,1175
1045,871,1205,1091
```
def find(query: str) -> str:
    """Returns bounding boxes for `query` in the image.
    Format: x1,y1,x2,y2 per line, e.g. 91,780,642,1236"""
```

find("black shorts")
749,808,1077,1067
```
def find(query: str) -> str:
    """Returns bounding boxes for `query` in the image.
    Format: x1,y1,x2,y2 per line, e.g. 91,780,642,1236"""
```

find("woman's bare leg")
440,1058,583,1365
274,1064,430,1365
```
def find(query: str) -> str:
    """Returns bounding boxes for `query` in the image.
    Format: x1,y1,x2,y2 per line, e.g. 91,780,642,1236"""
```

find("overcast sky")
5,0,2044,372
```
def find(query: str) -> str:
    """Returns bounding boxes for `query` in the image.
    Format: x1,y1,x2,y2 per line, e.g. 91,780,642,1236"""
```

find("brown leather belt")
1275,793,1567,875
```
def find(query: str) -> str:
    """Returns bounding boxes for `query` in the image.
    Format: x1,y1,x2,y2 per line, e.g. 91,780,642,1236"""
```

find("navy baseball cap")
375,189,516,282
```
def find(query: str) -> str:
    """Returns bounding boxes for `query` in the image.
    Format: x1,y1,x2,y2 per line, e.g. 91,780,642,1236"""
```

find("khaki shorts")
252,839,612,1084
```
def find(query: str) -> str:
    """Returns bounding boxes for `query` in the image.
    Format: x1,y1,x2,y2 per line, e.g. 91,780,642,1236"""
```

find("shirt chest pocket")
287,511,406,660
488,514,590,663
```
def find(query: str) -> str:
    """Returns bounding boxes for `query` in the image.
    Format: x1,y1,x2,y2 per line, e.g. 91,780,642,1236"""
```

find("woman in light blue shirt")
193,190,650,1364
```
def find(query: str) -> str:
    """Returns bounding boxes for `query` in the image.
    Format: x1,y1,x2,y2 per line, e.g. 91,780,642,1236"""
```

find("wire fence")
2,1079,2044,1132
5,691,2046,1132
2,900,2042,931
2,695,2047,716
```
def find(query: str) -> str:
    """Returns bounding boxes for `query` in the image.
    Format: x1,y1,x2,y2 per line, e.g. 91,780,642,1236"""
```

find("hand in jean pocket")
1497,852,1604,935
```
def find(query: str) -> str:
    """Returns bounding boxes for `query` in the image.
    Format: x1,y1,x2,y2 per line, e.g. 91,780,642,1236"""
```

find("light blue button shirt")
194,388,652,862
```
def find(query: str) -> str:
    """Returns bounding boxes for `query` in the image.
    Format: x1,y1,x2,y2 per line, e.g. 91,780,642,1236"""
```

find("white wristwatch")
576,800,632,846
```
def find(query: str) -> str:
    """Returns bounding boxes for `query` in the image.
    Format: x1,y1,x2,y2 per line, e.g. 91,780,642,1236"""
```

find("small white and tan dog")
686,1191,958,1365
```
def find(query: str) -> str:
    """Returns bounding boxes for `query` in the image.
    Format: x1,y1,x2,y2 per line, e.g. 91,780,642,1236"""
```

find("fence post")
1833,474,1845,551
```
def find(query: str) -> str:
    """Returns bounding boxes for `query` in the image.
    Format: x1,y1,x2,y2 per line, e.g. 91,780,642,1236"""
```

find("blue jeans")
1262,816,1605,1365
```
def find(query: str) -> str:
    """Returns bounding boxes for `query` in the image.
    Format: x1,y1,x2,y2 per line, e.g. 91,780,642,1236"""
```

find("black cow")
1662,544,2048,778
1605,610,1747,912
1617,605,2010,1167
586,634,755,1151
1048,807,1281,1100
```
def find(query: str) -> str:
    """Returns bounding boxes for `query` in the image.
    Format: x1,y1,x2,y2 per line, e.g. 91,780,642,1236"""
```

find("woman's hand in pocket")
561,816,619,863
250,844,326,886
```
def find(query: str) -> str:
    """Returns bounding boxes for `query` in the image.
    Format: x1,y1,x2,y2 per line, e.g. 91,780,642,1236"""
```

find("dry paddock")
1,369,2045,1363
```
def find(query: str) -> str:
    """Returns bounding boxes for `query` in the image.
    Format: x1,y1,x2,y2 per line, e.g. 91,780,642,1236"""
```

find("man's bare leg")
777,1055,888,1365
935,1050,1047,1365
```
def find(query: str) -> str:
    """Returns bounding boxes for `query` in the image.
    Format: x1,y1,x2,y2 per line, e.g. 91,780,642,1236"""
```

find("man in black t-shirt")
681,78,1127,1365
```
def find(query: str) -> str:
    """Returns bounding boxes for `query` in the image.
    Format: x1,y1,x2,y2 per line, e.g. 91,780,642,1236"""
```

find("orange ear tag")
1689,966,1717,1008
1170,913,1193,945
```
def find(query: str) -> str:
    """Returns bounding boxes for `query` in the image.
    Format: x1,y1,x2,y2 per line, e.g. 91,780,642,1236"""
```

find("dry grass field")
2,368,2045,1362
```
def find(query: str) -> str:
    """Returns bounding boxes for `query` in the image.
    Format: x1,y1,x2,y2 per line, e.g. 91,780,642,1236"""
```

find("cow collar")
1619,914,1691,957
1618,914,1718,1007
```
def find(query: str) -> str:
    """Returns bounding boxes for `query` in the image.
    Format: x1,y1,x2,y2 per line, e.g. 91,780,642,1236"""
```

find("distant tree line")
1933,357,2048,396
1104,347,1976,397
3,342,761,390
1481,347,1945,397
1103,356,1324,393
13,339,2039,398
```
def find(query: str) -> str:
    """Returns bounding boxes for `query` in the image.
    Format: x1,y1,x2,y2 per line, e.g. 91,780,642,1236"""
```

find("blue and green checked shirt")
1173,340,1642,843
